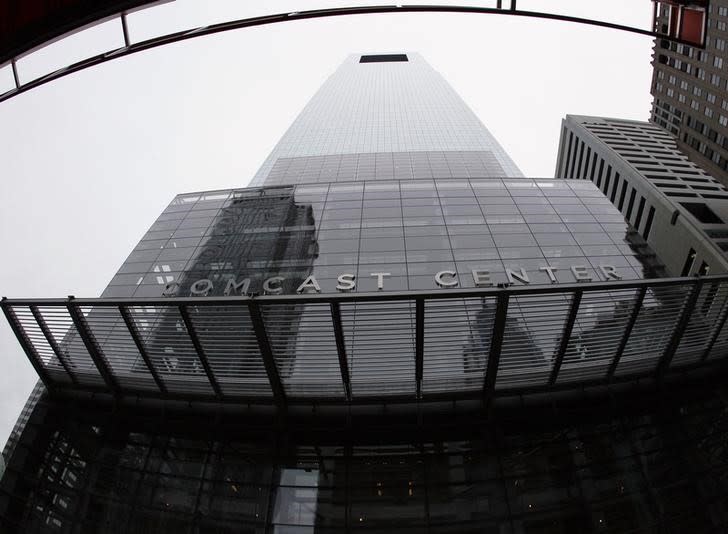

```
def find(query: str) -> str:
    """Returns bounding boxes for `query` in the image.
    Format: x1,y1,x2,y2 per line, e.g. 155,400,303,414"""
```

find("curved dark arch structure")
0,2,709,105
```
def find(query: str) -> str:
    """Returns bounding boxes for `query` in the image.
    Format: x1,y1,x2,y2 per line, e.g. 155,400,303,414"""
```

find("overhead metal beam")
248,301,286,405
607,286,647,380
484,293,510,402
330,302,352,402
120,13,131,48
178,305,223,399
66,299,120,394
30,305,78,386
10,59,19,89
1,300,55,390
549,290,583,385
415,298,425,399
0,4,696,106
701,291,728,362
656,281,703,377
119,305,167,395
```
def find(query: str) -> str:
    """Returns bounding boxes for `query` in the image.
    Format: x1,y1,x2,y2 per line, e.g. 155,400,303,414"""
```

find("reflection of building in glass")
129,187,319,383
5,53,728,532
5,387,728,531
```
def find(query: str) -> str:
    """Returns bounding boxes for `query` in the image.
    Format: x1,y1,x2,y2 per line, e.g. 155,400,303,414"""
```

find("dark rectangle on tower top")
360,54,408,63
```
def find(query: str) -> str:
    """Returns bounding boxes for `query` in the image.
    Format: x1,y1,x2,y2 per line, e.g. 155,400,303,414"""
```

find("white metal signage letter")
336,273,356,292
190,279,213,296
506,268,530,285
539,265,559,283
162,281,180,296
370,272,391,290
263,276,285,295
297,275,322,294
472,270,493,287
224,278,251,296
599,265,622,281
571,265,592,282
435,270,458,288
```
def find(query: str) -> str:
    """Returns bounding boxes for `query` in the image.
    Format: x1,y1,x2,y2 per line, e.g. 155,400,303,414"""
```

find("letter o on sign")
190,279,213,295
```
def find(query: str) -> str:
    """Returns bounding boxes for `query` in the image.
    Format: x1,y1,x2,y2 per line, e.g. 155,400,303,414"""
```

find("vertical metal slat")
483,293,510,402
178,305,223,399
656,281,703,378
330,302,352,402
1,300,54,391
607,286,647,381
415,298,425,399
30,305,79,386
549,290,582,385
700,293,728,362
66,299,120,395
119,305,168,395
248,301,286,405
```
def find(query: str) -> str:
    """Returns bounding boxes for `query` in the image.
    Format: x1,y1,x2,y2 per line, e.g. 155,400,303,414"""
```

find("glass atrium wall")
2,382,728,533
104,179,665,299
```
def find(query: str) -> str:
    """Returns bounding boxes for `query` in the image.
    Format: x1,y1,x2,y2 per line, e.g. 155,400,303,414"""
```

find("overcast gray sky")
0,0,653,447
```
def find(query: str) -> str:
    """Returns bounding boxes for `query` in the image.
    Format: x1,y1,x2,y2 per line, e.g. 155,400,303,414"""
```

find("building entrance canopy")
3,275,728,408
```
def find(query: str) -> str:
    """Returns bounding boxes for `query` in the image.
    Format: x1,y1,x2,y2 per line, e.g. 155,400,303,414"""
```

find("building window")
680,202,725,224
618,181,628,211
705,107,714,118
603,166,612,196
694,86,703,97
643,207,656,240
634,197,646,230
611,175,620,202
692,100,701,110
679,94,687,103
720,115,728,126
708,92,717,104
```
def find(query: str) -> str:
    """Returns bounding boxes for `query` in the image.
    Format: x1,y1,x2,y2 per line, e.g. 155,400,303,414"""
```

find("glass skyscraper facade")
4,53,728,533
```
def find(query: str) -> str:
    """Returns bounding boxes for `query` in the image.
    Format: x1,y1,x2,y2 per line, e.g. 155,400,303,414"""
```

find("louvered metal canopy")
3,274,728,408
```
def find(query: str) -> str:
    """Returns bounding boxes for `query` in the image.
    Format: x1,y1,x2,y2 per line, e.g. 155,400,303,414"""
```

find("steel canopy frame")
3,274,728,409
0,3,705,105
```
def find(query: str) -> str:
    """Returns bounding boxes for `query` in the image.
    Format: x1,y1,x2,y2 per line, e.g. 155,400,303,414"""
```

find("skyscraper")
651,0,728,179
4,53,728,533
555,114,728,276
250,52,522,187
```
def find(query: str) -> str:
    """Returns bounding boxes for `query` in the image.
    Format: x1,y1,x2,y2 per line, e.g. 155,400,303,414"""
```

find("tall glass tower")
4,53,728,533
250,52,523,186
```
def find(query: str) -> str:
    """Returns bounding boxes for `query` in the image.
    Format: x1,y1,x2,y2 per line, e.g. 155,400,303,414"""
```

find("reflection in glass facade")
103,179,664,299
4,385,728,533
3,52,723,532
